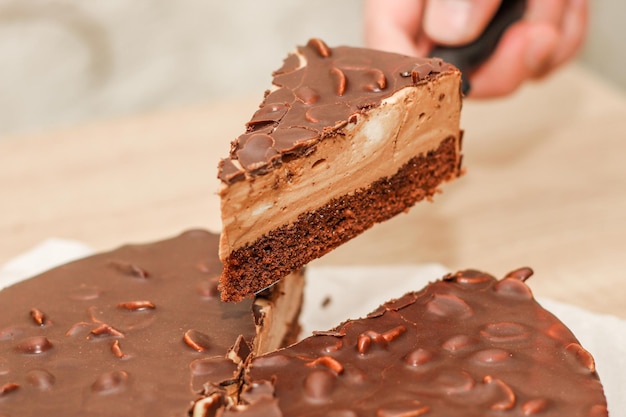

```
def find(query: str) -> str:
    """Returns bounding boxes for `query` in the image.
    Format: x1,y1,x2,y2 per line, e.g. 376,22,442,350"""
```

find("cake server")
429,0,527,95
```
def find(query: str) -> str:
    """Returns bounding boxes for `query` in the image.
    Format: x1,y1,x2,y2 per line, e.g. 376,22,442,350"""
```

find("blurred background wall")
0,0,623,139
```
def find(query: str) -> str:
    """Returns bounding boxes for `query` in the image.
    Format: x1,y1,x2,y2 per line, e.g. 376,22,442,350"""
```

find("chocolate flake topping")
117,300,156,311
0,382,19,396
218,38,457,184
29,308,48,326
503,266,534,281
89,323,125,338
183,329,212,352
306,355,344,374
111,340,127,359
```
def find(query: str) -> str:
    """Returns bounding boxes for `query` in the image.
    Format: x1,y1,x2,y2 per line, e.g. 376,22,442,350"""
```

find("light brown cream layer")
219,72,462,260
252,270,304,354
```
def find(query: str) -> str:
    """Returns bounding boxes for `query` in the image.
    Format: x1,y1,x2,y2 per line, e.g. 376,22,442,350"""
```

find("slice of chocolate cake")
218,39,464,302
0,230,303,417
229,268,608,417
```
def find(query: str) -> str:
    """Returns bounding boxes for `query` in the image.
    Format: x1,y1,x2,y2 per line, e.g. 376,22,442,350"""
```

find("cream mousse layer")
253,270,304,354
219,71,462,260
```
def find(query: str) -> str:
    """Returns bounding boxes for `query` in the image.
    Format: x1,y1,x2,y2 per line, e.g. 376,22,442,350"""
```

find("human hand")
364,0,588,98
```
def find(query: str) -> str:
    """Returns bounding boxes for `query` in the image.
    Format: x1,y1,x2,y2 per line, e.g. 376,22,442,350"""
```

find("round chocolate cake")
0,239,608,416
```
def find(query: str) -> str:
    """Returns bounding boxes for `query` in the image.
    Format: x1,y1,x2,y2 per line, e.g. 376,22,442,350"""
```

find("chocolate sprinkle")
110,340,126,359
29,308,48,326
183,329,212,352
117,300,156,311
89,323,125,338
0,382,19,397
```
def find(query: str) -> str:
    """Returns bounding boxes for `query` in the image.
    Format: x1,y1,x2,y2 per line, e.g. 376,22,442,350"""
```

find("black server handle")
429,0,527,94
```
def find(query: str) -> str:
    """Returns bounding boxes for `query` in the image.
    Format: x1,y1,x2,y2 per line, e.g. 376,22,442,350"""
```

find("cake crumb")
321,296,332,308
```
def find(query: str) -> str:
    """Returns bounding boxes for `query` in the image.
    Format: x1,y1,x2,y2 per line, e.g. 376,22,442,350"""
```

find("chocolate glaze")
0,230,256,417
218,38,457,184
238,268,608,417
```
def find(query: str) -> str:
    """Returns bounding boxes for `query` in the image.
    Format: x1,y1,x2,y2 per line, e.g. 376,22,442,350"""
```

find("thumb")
423,0,502,45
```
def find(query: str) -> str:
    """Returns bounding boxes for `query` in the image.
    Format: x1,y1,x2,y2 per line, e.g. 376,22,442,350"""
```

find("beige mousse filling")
252,270,304,354
219,72,461,260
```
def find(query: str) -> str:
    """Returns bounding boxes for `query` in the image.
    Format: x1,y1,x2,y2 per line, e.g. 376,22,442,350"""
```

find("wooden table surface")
1,64,625,319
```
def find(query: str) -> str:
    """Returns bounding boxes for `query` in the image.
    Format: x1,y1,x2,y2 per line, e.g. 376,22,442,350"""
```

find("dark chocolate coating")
240,269,608,417
0,230,255,417
218,38,458,184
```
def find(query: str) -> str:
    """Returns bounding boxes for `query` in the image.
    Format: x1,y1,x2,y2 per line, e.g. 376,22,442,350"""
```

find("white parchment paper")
2,242,624,415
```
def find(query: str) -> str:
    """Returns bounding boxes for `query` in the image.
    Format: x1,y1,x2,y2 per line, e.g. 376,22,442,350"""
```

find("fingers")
547,0,588,71
503,0,587,78
525,0,568,24
364,0,429,56
363,0,588,98
423,0,502,45
469,22,559,97
470,0,587,97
